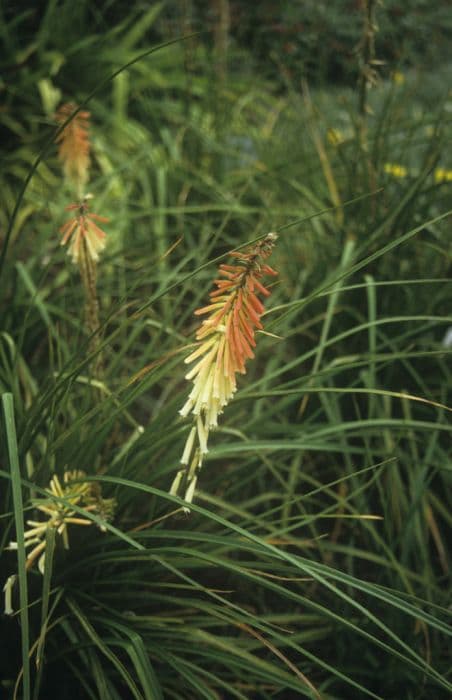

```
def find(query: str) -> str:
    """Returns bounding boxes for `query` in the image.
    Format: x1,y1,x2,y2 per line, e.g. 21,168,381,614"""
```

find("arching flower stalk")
171,233,278,508
7,470,115,576
60,196,108,371
55,102,108,374
55,102,91,197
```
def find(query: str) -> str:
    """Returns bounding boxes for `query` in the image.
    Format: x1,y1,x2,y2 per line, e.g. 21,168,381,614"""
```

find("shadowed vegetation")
1,2,451,699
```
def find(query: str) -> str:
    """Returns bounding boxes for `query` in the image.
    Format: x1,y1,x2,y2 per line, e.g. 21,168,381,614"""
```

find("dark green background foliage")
157,0,452,84
1,1,451,699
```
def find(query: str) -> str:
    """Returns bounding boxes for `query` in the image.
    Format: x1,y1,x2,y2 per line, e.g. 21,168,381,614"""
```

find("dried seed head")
6,470,115,577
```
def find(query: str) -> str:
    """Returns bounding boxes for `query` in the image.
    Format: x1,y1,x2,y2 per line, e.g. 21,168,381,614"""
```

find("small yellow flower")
434,168,452,183
391,71,405,86
327,128,345,147
60,196,108,264
384,162,408,178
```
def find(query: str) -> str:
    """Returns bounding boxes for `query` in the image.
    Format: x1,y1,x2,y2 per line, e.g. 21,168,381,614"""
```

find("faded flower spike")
60,196,108,264
55,102,91,195
7,470,115,577
171,232,278,507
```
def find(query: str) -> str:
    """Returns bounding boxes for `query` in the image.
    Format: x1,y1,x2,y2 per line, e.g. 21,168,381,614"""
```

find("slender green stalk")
2,393,31,700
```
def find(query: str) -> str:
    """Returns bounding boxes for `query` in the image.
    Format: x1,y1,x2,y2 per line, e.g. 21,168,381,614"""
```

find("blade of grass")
33,527,56,700
1,392,31,700
66,597,145,700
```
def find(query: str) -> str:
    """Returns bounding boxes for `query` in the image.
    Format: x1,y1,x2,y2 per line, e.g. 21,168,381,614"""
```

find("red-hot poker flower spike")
171,233,278,507
60,198,108,264
55,102,91,194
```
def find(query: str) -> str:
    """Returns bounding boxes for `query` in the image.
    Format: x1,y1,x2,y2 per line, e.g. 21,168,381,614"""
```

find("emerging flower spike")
60,196,108,264
171,232,278,507
6,470,115,577
55,102,91,195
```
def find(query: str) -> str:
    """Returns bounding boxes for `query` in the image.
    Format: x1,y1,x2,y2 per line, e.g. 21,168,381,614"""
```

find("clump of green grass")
1,2,451,699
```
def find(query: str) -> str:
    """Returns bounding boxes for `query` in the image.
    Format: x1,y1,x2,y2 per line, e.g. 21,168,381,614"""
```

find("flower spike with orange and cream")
171,233,278,507
55,103,109,266
55,102,91,196
55,103,109,370
60,196,108,264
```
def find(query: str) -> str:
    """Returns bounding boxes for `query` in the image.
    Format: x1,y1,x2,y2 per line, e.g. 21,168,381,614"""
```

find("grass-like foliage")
1,2,451,699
